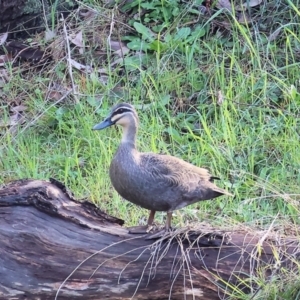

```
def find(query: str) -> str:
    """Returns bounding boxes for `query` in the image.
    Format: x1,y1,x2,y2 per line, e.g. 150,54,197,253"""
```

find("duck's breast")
109,153,177,211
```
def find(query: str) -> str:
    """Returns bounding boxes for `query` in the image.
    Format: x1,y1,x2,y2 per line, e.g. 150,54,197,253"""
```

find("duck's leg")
165,211,173,231
127,210,156,234
145,211,173,240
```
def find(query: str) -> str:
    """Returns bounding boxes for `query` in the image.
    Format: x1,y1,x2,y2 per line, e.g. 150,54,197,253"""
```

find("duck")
93,103,232,234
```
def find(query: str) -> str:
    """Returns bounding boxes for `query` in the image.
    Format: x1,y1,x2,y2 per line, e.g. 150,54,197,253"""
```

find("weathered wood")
0,179,298,299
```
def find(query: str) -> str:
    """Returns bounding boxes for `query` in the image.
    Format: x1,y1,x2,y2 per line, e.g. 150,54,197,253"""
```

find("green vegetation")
0,0,300,298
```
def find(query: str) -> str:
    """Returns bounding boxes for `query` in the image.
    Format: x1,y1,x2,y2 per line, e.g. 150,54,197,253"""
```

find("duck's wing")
140,153,232,208
140,152,213,187
140,153,232,200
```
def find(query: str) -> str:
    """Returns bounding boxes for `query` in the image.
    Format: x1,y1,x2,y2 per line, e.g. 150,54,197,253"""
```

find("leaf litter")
0,0,294,131
0,6,130,131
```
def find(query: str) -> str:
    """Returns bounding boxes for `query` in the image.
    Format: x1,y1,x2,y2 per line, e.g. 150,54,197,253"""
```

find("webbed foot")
127,225,154,234
127,210,156,234
145,211,174,239
145,227,174,240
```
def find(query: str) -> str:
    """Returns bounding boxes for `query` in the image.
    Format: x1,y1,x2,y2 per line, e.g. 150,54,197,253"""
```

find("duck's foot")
145,227,174,240
127,225,154,234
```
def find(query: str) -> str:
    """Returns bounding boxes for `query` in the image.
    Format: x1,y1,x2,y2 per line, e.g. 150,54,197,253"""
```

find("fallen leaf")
109,57,124,67
109,40,130,57
49,37,64,61
217,90,224,105
216,0,232,11
0,54,12,66
79,8,97,20
0,113,24,127
268,28,281,42
69,31,85,54
45,29,56,42
0,32,8,45
0,78,6,88
46,83,72,101
238,12,251,24
109,40,124,51
47,91,64,101
4,41,46,62
78,157,86,168
242,0,262,7
0,69,10,83
10,105,27,113
70,59,93,73
97,67,109,75
114,47,130,57
236,0,262,10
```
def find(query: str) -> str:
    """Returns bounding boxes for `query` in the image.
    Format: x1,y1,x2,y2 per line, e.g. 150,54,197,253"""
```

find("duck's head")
93,103,139,131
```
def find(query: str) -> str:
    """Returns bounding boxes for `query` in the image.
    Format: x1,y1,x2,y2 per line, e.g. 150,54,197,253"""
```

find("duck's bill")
92,118,114,130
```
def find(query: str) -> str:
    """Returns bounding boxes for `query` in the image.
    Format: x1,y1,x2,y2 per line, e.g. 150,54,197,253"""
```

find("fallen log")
0,179,298,299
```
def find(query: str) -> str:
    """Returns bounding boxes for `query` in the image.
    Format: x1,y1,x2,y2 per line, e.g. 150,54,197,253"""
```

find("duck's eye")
118,108,124,113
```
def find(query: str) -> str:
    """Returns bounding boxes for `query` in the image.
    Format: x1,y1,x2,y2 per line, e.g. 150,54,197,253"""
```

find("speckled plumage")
93,103,232,231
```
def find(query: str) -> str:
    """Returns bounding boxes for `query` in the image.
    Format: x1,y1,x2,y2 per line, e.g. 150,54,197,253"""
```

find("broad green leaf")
148,40,167,52
160,95,171,106
164,33,172,43
175,27,191,40
133,22,154,41
127,38,149,51
186,26,206,43
86,96,98,107
165,127,182,142
141,2,156,9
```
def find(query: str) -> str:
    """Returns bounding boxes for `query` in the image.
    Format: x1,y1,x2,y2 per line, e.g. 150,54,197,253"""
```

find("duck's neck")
121,122,137,148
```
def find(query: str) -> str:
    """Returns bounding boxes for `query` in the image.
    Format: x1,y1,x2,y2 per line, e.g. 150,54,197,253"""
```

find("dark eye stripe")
112,107,133,117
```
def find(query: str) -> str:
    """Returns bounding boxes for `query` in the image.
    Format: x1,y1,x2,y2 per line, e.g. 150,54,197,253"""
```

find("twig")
107,9,115,48
62,15,78,101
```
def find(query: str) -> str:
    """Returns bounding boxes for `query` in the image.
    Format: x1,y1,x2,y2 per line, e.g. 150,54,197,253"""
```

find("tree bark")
0,179,298,299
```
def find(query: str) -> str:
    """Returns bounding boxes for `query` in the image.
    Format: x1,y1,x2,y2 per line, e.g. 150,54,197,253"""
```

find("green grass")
1,1,300,298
